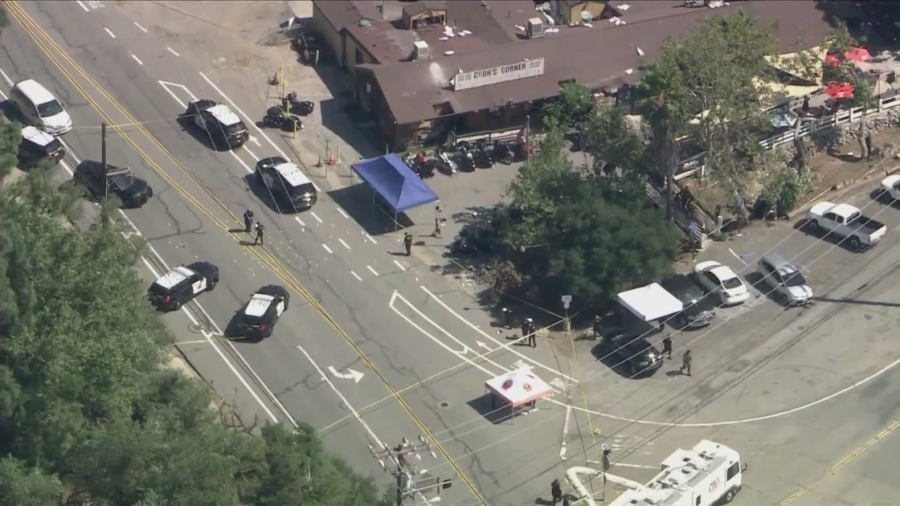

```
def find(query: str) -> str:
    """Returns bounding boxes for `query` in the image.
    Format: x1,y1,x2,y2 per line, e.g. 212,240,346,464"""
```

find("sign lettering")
454,58,545,91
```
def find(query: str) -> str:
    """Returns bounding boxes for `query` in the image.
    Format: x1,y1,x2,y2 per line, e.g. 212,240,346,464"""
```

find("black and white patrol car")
256,156,317,210
148,262,219,311
183,99,250,149
236,285,290,338
18,125,65,168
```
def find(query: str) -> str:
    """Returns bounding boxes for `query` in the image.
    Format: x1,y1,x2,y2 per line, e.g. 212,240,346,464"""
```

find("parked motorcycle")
492,140,514,165
435,146,457,176
473,139,493,168
263,106,303,132
284,92,315,116
414,151,434,178
456,141,476,172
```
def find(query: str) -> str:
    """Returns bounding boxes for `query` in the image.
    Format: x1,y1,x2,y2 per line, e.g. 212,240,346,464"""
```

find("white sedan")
693,261,749,305
878,174,900,202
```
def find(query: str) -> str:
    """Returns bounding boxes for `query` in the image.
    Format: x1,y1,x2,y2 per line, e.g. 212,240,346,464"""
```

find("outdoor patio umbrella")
825,46,873,66
824,81,854,99
767,110,798,129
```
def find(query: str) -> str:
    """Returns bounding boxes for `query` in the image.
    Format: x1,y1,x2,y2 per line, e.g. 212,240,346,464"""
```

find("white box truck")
609,440,744,506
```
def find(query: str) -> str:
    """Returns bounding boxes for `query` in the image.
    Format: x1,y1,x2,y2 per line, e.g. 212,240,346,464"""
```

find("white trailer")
609,440,744,506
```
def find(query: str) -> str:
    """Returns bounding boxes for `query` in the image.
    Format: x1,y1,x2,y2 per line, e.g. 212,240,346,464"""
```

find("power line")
369,435,453,506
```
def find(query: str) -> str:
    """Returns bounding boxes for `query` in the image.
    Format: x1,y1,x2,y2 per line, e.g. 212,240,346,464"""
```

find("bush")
761,162,816,217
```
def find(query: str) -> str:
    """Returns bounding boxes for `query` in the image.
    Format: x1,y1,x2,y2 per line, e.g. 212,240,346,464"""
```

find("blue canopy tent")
351,154,439,228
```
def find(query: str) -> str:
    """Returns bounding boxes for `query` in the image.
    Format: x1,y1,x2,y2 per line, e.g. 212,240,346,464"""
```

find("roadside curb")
787,161,900,220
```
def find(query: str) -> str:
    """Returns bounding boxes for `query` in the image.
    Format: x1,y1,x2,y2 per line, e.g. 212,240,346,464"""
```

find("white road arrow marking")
249,135,261,147
327,366,365,383
476,341,492,351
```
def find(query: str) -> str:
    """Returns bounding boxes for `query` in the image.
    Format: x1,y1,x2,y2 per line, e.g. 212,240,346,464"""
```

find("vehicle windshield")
46,138,63,153
37,100,64,117
783,271,807,287
240,314,264,326
845,211,862,223
722,278,743,290
224,122,247,136
111,174,135,191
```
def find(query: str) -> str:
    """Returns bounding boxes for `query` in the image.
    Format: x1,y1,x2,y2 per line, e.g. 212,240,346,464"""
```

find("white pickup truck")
806,201,887,250
878,174,900,202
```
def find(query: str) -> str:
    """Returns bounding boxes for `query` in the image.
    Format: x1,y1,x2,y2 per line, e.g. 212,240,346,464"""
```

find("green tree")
0,123,22,180
639,12,780,216
0,457,63,506
249,423,385,506
537,179,679,307
822,22,878,158
586,101,648,178
497,128,580,249
542,81,595,131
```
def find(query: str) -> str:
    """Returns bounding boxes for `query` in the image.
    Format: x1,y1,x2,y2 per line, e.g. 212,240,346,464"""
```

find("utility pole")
369,436,452,505
101,121,109,227
524,114,531,171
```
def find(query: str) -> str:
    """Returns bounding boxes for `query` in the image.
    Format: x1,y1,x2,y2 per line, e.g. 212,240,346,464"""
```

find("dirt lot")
685,126,900,218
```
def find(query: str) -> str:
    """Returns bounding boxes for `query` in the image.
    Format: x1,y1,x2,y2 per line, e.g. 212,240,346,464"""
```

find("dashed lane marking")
367,265,379,276
366,233,378,245
310,212,323,224
104,27,115,38
294,216,306,227
351,271,363,281
322,244,333,254
133,21,148,33
130,54,143,66
393,260,407,271
337,208,349,219
167,47,180,57
338,238,351,250
75,0,89,12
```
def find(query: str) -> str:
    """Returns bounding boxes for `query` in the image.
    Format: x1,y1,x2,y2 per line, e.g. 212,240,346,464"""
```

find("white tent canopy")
617,283,683,322
485,369,553,407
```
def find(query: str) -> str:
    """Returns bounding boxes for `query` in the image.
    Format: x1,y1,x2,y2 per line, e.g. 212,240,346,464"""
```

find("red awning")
825,46,873,66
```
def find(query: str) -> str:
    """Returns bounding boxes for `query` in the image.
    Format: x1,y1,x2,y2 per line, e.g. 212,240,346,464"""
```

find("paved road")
5,2,900,505
0,2,584,504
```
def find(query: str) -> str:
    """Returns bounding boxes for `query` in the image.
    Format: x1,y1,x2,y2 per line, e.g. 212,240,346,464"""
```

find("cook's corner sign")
454,57,545,91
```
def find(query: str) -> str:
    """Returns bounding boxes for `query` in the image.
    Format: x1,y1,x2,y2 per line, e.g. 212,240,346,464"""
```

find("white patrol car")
148,262,219,311
183,99,250,149
237,285,290,338
18,125,65,167
256,156,318,210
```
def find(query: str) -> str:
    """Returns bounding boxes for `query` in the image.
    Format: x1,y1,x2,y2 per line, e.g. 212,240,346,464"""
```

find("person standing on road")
681,349,692,376
243,209,255,233
592,315,602,340
433,215,442,238
403,233,413,256
551,479,563,505
254,222,265,246
503,307,512,329
524,317,536,348
662,336,673,359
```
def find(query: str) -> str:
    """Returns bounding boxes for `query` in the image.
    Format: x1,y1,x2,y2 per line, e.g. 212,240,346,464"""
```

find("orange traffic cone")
316,155,323,168
328,153,335,166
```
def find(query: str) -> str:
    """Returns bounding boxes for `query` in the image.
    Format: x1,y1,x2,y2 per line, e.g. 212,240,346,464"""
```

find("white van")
9,79,73,135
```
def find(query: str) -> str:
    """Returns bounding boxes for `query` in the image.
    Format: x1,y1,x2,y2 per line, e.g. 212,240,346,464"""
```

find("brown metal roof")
361,1,834,125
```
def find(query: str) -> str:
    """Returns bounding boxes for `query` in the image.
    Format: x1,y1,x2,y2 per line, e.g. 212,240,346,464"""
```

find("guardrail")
674,93,900,182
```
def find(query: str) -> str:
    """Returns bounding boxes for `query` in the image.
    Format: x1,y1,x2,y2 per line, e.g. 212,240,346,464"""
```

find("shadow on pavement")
313,65,383,159
327,183,416,235
466,393,515,425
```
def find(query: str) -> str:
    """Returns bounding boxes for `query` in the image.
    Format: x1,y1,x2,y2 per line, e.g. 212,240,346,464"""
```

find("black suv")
148,262,219,311
256,157,317,210
183,99,250,149
237,285,290,338
662,274,717,329
18,126,65,168
597,334,663,377
74,161,153,208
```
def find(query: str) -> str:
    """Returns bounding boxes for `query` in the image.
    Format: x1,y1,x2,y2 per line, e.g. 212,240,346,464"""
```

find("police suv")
256,156,318,210
236,285,290,338
183,99,250,149
18,126,65,168
148,262,220,311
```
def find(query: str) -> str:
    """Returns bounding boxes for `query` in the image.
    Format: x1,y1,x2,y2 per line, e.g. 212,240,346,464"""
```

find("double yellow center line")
6,3,487,503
